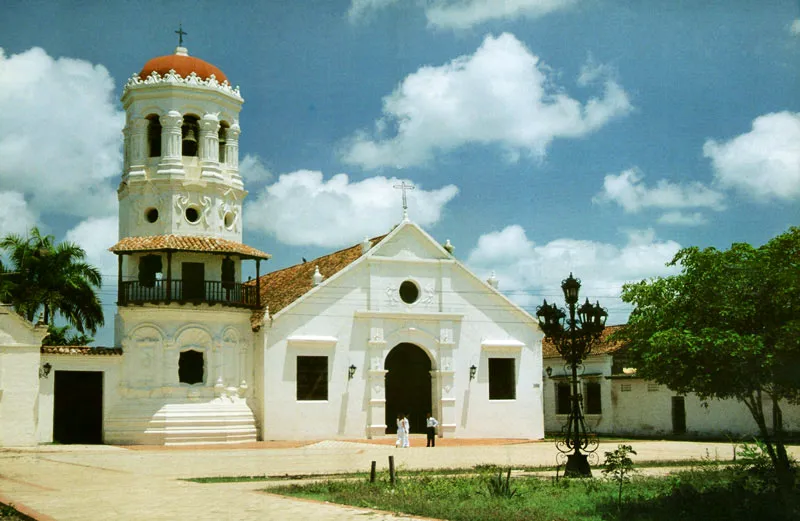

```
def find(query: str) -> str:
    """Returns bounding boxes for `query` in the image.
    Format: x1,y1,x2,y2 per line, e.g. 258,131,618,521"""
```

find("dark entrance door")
385,343,431,434
672,396,686,435
53,371,103,444
182,262,205,300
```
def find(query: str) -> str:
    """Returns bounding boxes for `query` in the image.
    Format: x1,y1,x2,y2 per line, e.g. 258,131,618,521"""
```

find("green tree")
0,227,104,335
616,227,800,490
42,324,94,346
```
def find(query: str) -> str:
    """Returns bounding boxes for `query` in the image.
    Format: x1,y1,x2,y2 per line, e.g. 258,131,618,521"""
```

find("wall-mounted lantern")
348,364,357,380
469,364,477,381
39,362,52,379
546,366,553,378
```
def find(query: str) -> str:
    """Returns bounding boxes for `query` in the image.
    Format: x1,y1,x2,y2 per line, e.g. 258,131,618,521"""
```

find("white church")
0,46,545,446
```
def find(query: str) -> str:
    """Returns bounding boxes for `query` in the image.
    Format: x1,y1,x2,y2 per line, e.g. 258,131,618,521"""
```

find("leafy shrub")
602,444,637,509
485,469,517,499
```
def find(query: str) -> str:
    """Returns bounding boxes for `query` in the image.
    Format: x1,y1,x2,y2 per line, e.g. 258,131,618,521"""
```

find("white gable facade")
257,222,545,440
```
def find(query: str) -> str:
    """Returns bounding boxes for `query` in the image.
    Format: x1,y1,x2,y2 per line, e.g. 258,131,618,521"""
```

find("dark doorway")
672,396,687,434
182,262,205,300
53,371,103,444
385,343,431,434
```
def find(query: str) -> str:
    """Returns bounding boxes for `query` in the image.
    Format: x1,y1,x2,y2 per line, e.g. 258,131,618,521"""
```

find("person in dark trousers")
426,412,439,447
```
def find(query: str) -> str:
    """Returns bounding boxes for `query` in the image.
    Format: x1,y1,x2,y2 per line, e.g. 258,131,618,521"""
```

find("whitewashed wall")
0,308,47,447
37,354,122,443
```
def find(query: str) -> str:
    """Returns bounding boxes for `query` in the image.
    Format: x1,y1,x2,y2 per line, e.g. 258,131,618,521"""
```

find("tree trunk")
770,394,795,491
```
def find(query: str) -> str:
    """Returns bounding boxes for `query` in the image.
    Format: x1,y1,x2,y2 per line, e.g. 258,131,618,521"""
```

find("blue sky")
1,0,798,346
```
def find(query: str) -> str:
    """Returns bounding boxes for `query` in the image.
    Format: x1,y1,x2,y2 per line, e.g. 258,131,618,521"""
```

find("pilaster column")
199,113,222,181
225,123,242,188
157,110,184,177
366,320,388,438
127,118,149,178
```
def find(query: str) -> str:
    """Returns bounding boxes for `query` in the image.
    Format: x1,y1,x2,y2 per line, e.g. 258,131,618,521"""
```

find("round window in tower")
399,280,420,304
145,207,159,223
185,207,200,224
224,211,235,229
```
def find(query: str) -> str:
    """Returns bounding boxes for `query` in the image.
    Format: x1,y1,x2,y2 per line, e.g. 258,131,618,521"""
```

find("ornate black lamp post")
537,273,607,477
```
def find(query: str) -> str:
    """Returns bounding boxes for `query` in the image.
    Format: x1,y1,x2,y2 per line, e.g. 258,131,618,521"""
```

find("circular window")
399,280,420,304
185,207,200,223
145,207,159,223
224,211,235,229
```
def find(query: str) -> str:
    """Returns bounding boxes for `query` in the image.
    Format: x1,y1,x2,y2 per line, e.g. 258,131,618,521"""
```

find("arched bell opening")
384,343,432,435
146,114,162,157
218,121,229,163
181,114,199,157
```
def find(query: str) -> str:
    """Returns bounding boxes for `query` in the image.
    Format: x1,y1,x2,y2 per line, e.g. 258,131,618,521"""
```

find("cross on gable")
393,181,415,222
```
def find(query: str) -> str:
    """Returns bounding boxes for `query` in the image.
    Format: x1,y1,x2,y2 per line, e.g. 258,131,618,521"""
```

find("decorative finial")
393,181,415,222
175,23,188,47
487,271,499,289
443,239,455,254
313,265,324,286
361,236,372,254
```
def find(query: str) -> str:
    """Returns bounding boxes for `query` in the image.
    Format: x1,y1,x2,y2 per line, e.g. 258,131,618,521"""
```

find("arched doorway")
385,343,432,434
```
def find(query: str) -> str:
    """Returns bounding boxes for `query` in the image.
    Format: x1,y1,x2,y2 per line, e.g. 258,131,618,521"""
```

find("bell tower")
107,43,268,445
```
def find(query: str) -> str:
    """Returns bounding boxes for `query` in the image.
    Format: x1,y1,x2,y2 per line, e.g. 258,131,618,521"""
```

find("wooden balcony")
119,279,260,309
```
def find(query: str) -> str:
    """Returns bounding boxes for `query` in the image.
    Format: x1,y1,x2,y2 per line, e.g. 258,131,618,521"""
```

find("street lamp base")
564,454,592,478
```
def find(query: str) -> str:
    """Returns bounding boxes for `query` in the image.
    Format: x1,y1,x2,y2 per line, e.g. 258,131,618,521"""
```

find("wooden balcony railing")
119,279,259,308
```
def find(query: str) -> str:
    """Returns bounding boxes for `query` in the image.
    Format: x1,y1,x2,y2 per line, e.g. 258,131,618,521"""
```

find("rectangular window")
585,382,602,414
556,382,571,414
297,356,328,401
647,382,660,392
488,358,515,400
620,383,632,392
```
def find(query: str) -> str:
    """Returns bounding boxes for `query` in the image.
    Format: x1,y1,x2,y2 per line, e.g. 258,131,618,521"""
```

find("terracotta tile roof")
109,235,271,260
542,324,626,358
249,235,387,330
41,346,123,356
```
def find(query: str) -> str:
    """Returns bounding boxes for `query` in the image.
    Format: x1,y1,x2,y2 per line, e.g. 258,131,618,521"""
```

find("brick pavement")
1,439,795,520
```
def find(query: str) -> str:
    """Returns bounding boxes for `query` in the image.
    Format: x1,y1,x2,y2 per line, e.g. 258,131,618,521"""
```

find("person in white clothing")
395,413,404,447
426,412,439,447
401,414,410,448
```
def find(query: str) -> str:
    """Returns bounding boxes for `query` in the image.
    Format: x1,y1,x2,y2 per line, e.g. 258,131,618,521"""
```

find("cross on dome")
175,23,187,47
393,181,415,222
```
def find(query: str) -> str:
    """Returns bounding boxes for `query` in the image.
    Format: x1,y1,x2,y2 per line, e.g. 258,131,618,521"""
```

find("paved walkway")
1,439,794,520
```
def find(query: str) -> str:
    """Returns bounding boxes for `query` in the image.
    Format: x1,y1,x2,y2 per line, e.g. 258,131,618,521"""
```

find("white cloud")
466,225,680,324
594,168,725,214
703,112,800,201
657,211,707,226
348,0,400,22
245,171,458,247
0,191,38,238
0,47,123,218
65,215,119,282
426,0,578,30
239,154,273,185
791,19,800,35
342,34,631,169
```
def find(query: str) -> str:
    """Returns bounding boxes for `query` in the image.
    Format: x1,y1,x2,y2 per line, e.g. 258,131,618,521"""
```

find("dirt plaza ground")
2,437,796,521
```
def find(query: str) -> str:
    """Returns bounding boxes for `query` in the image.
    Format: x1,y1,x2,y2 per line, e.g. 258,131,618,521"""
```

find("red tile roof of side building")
541,324,626,358
41,346,123,356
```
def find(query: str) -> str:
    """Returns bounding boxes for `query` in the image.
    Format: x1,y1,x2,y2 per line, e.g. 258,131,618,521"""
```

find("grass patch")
268,466,799,521
185,458,734,484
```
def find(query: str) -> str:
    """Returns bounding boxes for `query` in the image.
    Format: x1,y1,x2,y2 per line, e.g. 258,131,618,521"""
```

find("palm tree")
0,227,104,334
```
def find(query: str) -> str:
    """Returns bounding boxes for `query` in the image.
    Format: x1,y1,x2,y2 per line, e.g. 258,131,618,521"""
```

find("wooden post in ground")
388,455,396,486
370,461,376,483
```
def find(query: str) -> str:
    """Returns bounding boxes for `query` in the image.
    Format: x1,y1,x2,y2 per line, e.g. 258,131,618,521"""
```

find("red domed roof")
139,48,228,83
